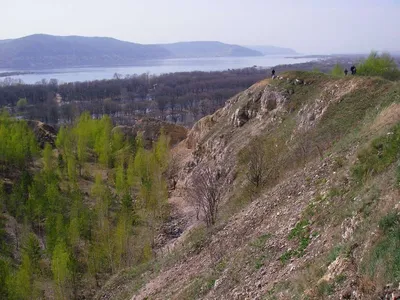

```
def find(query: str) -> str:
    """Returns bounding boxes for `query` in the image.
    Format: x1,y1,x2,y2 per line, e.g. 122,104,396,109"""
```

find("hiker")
271,69,276,79
350,65,356,75
344,68,348,76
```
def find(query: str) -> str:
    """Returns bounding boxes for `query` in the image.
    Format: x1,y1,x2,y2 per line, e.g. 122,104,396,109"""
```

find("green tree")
357,51,400,80
52,241,71,300
331,63,343,76
114,213,130,270
74,112,93,175
43,142,55,175
0,258,10,298
94,116,112,167
7,254,34,300
22,233,42,276
16,98,28,112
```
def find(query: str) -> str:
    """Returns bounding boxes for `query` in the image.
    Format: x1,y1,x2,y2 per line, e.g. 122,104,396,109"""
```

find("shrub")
357,51,400,80
331,63,344,77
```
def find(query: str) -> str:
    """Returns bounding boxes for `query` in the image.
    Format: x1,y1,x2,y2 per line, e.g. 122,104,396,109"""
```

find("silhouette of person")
350,66,356,75
344,69,348,76
271,69,276,78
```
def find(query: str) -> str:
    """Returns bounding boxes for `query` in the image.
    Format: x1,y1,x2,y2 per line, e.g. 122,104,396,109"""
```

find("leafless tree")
188,167,222,227
246,143,268,188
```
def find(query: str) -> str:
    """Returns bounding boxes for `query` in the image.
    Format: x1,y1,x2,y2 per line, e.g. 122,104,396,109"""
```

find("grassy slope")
100,72,400,300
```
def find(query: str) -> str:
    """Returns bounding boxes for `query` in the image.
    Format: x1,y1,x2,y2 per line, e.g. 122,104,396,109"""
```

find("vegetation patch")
352,123,400,183
178,260,226,300
280,219,312,264
249,233,272,270
363,212,400,283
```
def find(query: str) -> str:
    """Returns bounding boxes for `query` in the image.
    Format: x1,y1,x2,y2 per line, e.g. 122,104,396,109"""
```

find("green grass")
316,281,335,297
327,245,342,265
363,212,400,283
352,123,400,183
280,219,312,264
249,234,272,270
250,233,271,249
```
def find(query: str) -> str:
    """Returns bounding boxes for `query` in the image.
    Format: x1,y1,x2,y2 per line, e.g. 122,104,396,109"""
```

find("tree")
94,116,112,167
0,258,10,298
16,98,28,112
331,63,343,77
43,142,55,176
113,213,130,270
245,142,268,188
7,254,34,300
52,241,71,300
357,51,400,80
22,233,42,276
188,167,222,227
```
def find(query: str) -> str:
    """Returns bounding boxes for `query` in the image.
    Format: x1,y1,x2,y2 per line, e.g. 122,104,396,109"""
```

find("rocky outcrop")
230,88,287,127
27,120,57,148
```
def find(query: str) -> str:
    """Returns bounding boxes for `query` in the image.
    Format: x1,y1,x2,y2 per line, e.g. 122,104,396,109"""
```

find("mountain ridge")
0,34,266,69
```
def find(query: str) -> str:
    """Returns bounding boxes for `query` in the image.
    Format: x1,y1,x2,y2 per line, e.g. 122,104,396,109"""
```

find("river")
0,55,315,84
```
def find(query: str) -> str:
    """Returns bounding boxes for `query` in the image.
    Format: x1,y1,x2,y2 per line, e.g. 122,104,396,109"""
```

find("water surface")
1,55,315,84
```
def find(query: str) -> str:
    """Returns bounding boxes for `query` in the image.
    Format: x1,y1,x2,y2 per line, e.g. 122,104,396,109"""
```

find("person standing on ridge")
350,65,357,75
344,68,348,76
271,69,276,79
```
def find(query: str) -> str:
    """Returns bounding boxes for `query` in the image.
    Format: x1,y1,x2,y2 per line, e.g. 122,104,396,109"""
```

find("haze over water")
1,55,315,84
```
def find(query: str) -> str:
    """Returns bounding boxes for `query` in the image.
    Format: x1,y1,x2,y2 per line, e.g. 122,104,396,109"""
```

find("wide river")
1,55,315,84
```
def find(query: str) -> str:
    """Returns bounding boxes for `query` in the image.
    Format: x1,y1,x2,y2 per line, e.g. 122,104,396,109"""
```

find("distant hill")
246,45,297,55
158,41,262,58
0,35,263,69
0,34,170,69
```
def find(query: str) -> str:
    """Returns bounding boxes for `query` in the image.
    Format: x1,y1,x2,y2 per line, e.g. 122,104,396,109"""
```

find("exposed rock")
27,120,57,148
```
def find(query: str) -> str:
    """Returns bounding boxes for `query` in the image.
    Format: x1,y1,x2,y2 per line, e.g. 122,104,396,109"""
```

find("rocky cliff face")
99,72,400,300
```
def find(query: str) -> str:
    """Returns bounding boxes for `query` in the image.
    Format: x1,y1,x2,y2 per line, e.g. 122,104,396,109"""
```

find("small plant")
379,212,400,234
280,250,294,264
280,219,312,264
316,281,335,296
327,245,342,264
254,255,265,270
250,233,271,249
335,273,347,285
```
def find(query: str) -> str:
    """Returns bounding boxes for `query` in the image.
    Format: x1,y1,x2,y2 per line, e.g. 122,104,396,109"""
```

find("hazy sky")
1,0,399,54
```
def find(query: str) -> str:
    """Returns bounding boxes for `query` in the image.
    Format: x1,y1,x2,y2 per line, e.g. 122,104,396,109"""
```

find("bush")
357,51,400,80
331,63,344,77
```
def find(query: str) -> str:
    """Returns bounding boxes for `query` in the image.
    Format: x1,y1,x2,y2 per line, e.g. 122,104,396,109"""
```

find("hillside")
97,72,400,300
159,41,262,58
0,35,262,69
0,34,170,69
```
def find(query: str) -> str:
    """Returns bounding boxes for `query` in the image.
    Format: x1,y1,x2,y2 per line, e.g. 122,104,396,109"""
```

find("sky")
1,0,399,54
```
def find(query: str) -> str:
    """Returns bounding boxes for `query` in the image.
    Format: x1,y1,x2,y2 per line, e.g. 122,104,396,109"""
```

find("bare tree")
246,145,268,188
188,167,222,227
243,138,283,189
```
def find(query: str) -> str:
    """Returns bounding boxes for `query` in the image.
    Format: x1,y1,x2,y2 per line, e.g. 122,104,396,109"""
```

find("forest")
0,68,273,126
0,110,170,299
